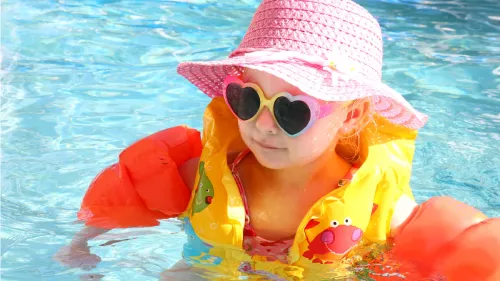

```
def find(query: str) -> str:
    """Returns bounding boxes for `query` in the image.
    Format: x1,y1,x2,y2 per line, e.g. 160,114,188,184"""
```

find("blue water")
2,0,499,280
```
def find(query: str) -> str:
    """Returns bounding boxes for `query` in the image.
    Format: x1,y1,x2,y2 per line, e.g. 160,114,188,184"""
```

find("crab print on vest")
303,204,379,264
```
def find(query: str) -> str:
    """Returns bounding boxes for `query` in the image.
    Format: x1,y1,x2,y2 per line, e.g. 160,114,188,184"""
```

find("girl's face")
237,69,351,170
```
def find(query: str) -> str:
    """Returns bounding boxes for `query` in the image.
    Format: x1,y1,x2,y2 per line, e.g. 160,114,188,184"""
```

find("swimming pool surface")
2,0,499,280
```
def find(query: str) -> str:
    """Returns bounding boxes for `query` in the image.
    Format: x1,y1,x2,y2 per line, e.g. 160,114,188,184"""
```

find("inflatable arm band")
77,126,202,229
392,196,500,281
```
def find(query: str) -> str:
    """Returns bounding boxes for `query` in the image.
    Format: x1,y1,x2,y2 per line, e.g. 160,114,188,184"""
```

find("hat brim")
177,57,428,130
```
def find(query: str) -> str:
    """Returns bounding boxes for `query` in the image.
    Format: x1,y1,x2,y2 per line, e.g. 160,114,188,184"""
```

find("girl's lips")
253,139,283,150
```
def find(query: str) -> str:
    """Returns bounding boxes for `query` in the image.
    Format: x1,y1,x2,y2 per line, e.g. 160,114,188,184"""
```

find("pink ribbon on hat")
238,49,359,85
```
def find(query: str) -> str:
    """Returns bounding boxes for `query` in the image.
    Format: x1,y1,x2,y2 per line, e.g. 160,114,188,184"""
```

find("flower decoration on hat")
323,49,359,85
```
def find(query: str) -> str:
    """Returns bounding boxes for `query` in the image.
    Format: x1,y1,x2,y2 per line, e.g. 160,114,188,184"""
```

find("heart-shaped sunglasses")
223,76,339,137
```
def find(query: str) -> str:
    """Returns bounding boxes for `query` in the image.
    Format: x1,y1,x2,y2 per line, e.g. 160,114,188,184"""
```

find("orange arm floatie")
391,196,500,281
77,126,202,229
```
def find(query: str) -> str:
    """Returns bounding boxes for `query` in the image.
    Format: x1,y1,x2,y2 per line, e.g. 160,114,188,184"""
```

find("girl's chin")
251,149,292,170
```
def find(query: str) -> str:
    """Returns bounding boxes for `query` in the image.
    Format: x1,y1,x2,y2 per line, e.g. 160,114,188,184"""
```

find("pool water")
1,0,499,280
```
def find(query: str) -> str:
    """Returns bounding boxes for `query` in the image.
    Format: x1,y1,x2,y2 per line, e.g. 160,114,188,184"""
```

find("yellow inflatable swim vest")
181,97,416,276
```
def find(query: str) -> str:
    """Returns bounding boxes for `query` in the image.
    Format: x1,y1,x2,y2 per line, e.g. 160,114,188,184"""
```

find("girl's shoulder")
179,157,200,191
178,151,242,191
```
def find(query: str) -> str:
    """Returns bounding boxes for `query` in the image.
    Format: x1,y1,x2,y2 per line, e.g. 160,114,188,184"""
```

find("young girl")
55,0,500,280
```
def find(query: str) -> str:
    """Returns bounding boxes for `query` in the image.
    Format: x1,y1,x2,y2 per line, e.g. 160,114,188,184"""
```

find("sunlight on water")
2,0,499,280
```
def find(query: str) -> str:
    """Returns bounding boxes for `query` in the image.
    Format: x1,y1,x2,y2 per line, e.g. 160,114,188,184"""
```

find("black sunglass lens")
273,96,311,135
226,83,260,120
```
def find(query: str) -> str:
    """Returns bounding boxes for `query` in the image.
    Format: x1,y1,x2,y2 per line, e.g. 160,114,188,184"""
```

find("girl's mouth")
254,139,282,150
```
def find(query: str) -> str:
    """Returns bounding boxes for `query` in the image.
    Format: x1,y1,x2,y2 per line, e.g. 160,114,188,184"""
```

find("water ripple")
2,0,500,280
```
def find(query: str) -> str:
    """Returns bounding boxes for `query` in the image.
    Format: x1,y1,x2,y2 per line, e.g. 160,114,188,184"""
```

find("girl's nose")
254,107,279,135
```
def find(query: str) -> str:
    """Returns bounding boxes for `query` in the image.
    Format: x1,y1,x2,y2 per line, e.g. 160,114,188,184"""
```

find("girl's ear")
341,99,371,133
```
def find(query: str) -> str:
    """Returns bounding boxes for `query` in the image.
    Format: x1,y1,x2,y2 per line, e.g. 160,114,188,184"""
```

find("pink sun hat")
177,0,428,130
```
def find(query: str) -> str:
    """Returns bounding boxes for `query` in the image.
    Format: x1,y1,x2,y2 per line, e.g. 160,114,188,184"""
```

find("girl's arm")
77,125,202,229
390,195,500,281
54,126,202,268
70,225,111,247
54,225,110,269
